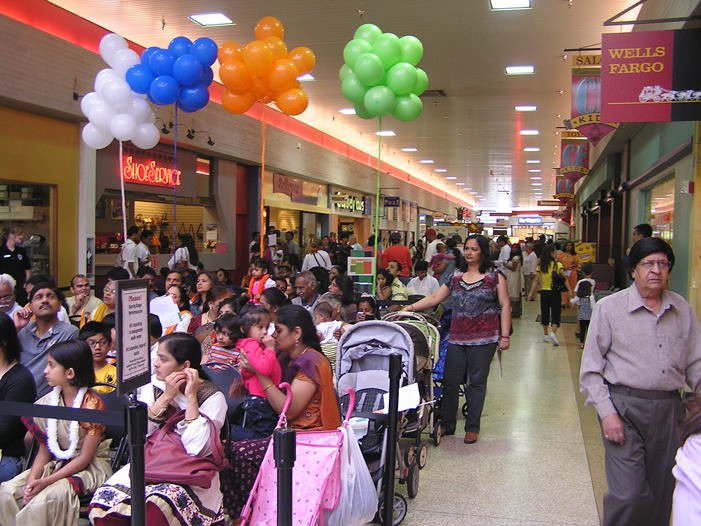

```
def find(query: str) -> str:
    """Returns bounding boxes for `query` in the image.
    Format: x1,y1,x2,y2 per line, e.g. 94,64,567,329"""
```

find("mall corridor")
397,298,606,526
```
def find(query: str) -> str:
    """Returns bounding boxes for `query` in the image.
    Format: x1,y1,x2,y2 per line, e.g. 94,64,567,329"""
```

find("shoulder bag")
551,263,567,292
144,409,228,489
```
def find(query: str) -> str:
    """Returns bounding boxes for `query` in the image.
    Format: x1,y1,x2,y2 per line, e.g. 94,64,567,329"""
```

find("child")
230,305,282,440
429,242,446,279
247,256,275,304
356,295,379,322
209,313,242,368
78,321,116,393
573,262,596,294
313,301,343,344
0,340,112,526
570,280,595,349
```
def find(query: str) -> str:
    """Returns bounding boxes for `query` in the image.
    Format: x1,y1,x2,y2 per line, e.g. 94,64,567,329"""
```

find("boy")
573,262,596,294
78,321,116,393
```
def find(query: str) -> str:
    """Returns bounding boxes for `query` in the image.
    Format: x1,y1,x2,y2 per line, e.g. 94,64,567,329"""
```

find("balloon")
255,16,284,41
99,34,128,67
353,53,384,87
249,75,273,102
341,74,368,105
126,64,155,94
141,47,159,66
412,68,429,96
82,123,113,149
94,68,118,95
126,96,154,124
287,47,316,76
149,75,179,105
275,88,308,115
364,85,396,117
179,84,210,111
339,64,353,82
100,78,132,110
130,122,160,149
263,36,288,60
168,36,193,58
386,62,419,96
190,37,218,67
243,41,274,77
268,59,300,93
372,33,401,69
392,94,423,122
149,49,176,77
399,36,424,66
343,39,372,68
109,113,137,141
80,92,100,118
353,102,374,119
111,48,140,77
222,89,255,114
172,54,203,87
354,24,383,44
87,99,116,132
217,41,243,64
219,60,251,94
200,67,214,86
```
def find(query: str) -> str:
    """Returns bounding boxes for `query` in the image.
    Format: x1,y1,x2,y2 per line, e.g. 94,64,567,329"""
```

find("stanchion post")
127,401,147,526
274,427,296,526
383,353,402,526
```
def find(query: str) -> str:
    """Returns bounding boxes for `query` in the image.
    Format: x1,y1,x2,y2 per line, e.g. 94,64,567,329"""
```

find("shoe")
440,426,455,436
464,432,478,444
550,332,560,346
543,335,549,342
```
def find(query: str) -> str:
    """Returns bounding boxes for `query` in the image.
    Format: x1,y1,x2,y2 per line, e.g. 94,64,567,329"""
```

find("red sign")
566,66,619,145
559,136,589,184
555,176,574,205
601,29,701,122
122,154,181,188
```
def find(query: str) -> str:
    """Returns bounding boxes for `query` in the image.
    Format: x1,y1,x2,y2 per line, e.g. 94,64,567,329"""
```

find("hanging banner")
558,131,590,184
554,176,575,205
565,62,619,145
601,28,701,122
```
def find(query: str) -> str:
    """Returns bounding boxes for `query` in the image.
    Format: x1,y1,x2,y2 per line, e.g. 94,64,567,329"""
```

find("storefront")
329,186,372,246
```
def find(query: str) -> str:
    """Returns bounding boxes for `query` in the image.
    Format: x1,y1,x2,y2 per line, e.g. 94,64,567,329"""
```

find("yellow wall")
0,106,80,287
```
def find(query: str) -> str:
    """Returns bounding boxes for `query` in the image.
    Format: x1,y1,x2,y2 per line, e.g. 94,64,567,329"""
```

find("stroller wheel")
417,443,428,469
406,462,419,498
376,492,408,525
462,401,468,417
403,445,415,467
433,419,442,447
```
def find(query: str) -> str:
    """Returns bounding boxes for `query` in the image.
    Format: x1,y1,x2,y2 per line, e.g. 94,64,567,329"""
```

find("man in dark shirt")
0,225,31,305
532,234,546,259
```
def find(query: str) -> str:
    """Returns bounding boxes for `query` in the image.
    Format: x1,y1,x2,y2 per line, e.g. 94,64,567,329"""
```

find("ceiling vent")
419,89,447,98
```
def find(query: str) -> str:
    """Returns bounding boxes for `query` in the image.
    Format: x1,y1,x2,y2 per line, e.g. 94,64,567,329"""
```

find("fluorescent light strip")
514,105,537,112
434,169,448,173
339,108,356,115
297,74,315,82
189,13,235,26
520,130,539,136
446,176,457,180
375,130,396,137
530,176,542,180
526,160,540,164
524,147,540,152
419,159,435,164
506,65,535,75
401,147,418,152
529,169,542,173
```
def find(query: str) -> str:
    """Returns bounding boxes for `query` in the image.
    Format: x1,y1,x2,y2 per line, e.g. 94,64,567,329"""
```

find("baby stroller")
382,311,440,453
336,320,421,524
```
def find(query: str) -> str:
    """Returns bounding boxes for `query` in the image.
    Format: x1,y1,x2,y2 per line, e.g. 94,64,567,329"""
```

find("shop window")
0,183,52,276
196,157,211,198
645,177,674,244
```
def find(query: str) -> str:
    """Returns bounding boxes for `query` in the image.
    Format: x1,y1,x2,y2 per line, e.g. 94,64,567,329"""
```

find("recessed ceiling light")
401,147,418,152
520,130,539,136
435,169,448,173
514,105,538,112
524,147,540,152
457,182,466,186
529,169,542,173
375,130,396,137
446,176,457,180
470,191,479,195
526,160,541,164
339,108,356,115
420,159,435,164
530,176,542,180
506,65,535,75
297,74,315,82
531,183,542,186
189,13,235,27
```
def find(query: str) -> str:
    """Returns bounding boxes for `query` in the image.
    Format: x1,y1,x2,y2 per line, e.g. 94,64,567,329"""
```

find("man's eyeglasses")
638,260,672,271
87,338,109,348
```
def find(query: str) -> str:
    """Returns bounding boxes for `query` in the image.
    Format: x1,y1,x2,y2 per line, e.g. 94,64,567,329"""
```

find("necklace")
47,386,88,460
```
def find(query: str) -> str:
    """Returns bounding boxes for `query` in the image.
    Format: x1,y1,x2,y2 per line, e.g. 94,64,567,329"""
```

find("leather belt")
607,382,679,400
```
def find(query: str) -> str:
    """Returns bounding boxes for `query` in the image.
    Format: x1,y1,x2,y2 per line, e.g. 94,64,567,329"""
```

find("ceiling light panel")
506,65,535,75
189,13,234,26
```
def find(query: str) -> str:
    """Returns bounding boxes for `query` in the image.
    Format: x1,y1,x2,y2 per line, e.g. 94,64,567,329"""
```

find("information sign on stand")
115,279,151,395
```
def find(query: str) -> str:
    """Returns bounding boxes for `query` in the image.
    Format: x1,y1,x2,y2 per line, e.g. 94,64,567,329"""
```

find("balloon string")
260,110,266,258
119,141,127,242
172,106,179,259
373,116,382,298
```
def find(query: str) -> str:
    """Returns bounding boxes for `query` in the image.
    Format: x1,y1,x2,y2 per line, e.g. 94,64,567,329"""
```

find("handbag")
551,265,567,292
144,409,228,489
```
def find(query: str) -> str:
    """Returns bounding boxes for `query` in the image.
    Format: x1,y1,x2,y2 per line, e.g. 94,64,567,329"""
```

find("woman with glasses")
89,268,129,323
163,285,193,334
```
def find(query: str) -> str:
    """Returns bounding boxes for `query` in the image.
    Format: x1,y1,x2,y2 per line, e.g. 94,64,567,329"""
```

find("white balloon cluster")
81,34,161,150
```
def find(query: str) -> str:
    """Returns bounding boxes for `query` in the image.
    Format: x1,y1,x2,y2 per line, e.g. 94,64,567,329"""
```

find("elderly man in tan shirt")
580,237,701,526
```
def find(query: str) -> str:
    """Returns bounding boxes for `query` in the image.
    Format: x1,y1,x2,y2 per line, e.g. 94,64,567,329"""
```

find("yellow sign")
575,242,596,263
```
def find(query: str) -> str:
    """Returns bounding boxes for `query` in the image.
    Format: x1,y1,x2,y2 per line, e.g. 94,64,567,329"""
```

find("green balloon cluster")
340,24,427,121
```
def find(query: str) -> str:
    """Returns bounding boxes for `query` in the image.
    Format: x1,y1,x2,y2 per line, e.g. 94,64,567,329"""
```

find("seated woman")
220,305,340,520
89,333,227,526
90,268,130,323
327,274,358,323
163,284,193,334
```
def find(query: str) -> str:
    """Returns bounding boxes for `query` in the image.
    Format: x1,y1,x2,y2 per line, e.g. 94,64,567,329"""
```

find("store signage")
272,173,320,206
537,200,561,207
331,193,348,203
333,194,366,213
565,60,619,146
558,136,590,184
555,176,575,205
122,154,181,187
517,216,543,225
552,210,568,220
601,28,701,122
383,196,400,207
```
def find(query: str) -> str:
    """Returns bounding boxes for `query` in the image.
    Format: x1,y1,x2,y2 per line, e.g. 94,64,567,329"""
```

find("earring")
294,338,299,347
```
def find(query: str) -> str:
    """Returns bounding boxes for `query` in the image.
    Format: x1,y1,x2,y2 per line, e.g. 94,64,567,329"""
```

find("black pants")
540,289,561,327
579,319,590,344
441,342,497,434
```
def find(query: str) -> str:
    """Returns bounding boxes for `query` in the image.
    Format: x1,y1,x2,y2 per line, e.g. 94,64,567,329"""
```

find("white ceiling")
46,0,680,212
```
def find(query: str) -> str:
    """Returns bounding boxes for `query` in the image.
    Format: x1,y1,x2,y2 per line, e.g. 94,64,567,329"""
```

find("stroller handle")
343,388,356,424
276,382,292,428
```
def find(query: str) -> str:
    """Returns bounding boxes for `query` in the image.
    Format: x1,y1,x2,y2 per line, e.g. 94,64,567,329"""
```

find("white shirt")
423,239,441,274
301,250,332,271
121,239,138,277
407,275,440,297
496,244,511,269
167,247,196,270
522,251,537,275
136,241,151,267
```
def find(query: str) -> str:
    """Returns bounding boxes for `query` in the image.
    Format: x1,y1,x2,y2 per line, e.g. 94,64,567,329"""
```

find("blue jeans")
0,455,23,483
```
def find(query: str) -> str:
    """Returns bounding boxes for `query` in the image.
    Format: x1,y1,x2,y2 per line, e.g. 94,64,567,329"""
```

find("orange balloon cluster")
218,17,315,116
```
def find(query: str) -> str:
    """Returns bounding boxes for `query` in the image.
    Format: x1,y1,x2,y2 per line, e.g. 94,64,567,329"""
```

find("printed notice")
115,279,151,394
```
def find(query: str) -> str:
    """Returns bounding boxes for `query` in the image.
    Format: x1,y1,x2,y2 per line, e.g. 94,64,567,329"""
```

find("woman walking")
530,244,571,346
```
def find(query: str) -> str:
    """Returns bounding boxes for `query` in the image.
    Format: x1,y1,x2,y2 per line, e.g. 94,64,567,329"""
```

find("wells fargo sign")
122,148,181,187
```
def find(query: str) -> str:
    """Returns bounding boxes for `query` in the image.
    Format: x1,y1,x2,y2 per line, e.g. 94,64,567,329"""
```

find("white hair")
0,273,16,289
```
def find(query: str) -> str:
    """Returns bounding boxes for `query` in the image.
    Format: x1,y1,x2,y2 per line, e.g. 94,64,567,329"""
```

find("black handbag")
551,267,567,292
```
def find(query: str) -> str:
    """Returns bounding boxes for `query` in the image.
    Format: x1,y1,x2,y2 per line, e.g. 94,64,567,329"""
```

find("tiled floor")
393,300,607,526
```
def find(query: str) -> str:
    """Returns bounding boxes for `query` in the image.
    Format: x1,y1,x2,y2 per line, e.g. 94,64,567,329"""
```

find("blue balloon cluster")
126,36,217,112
